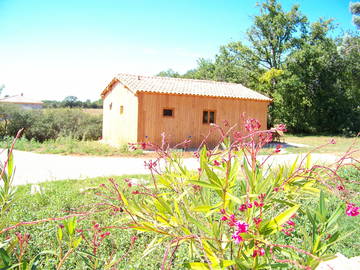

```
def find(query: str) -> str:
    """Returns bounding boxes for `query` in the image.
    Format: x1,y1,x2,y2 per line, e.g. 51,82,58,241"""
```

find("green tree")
350,1,360,28
274,20,355,133
156,69,181,78
62,96,81,108
246,0,307,70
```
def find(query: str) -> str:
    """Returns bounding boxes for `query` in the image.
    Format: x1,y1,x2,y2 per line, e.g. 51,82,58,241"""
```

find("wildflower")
231,231,244,244
213,160,221,166
330,138,336,144
128,183,132,187
239,204,247,211
346,203,360,217
287,220,295,226
221,216,228,221
252,248,265,257
276,124,287,132
253,217,262,225
131,235,138,244
100,232,110,238
228,214,237,226
247,202,253,208
337,185,345,191
245,118,261,132
132,190,140,194
220,208,226,214
235,221,249,233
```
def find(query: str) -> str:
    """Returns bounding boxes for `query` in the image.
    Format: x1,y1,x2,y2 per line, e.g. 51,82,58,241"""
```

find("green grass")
261,134,359,157
0,175,189,269
0,136,143,156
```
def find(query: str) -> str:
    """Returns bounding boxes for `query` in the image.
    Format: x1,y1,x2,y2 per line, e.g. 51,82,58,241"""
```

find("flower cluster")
220,209,249,244
252,247,265,257
346,203,360,217
245,118,261,132
281,215,296,236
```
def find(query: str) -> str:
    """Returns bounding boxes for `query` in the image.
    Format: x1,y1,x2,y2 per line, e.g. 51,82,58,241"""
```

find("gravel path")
0,149,340,186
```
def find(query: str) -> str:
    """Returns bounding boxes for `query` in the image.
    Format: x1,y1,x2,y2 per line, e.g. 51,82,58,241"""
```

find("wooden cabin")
100,74,271,148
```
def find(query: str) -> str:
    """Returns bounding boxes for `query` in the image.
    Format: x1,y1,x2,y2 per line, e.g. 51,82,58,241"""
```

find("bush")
0,105,102,142
0,119,359,269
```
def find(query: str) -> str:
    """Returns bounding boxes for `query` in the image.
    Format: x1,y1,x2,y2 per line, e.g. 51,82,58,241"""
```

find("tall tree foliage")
350,1,360,28
157,0,360,135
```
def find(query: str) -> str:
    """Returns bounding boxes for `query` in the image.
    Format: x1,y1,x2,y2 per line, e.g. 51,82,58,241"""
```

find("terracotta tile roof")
0,95,43,105
101,74,272,102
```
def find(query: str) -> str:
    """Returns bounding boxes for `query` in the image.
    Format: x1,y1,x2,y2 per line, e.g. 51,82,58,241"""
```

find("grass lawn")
1,134,358,159
0,175,189,269
262,134,359,157
0,136,144,156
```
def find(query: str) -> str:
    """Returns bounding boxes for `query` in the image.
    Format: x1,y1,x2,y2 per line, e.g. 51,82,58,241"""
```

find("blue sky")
0,0,357,101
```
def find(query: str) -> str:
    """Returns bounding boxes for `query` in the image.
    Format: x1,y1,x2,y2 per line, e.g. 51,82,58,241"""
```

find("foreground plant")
96,119,359,269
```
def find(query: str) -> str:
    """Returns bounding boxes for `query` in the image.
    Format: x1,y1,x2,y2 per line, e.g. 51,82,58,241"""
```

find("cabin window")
109,102,112,110
120,105,124,114
163,109,174,117
203,110,215,124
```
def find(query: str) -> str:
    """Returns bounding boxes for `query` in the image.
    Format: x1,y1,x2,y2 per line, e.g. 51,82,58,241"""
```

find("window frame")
162,108,175,118
202,110,216,124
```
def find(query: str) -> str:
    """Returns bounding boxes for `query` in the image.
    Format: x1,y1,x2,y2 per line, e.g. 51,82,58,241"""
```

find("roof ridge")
116,73,249,87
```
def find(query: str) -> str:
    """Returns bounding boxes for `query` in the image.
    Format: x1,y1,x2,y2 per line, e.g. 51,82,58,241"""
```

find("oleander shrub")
0,119,359,269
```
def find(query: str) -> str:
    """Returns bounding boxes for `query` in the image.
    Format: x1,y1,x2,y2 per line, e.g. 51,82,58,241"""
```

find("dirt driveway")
0,150,340,186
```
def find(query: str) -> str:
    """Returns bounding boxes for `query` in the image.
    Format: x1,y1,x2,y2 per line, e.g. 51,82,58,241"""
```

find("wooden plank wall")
137,92,270,148
102,82,138,146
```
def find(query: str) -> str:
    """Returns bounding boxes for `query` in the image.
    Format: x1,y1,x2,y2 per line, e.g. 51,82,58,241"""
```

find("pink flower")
337,185,345,191
330,138,336,144
245,118,261,132
219,209,226,214
253,217,262,225
239,204,247,211
346,203,360,217
276,124,287,132
221,216,228,221
231,231,244,244
259,248,265,256
213,160,221,166
247,202,253,208
235,221,249,233
287,220,295,226
228,214,237,226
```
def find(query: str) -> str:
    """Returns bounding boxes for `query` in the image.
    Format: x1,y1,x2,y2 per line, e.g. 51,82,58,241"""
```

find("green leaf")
202,240,219,266
203,163,223,188
72,237,82,248
187,216,212,235
261,205,299,235
319,191,327,219
0,248,10,266
184,262,210,269
305,154,311,169
7,151,14,181
57,227,63,242
187,181,222,190
191,205,213,212
119,190,128,206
